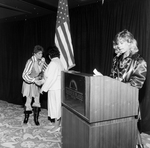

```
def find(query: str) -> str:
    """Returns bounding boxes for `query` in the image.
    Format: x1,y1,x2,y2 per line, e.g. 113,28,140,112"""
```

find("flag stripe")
55,24,74,69
57,24,74,66
63,22,75,63
55,30,69,68
55,36,68,69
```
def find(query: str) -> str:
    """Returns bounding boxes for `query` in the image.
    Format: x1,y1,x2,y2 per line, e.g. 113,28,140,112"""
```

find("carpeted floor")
0,100,150,148
0,100,61,148
141,133,150,148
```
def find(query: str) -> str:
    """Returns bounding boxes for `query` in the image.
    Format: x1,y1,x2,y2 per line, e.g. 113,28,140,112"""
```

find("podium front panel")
62,72,86,116
61,71,139,123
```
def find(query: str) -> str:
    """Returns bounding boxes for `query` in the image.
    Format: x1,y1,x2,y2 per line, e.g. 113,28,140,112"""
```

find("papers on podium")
93,68,103,76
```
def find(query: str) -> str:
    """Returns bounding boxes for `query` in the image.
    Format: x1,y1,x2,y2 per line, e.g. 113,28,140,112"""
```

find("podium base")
62,107,137,148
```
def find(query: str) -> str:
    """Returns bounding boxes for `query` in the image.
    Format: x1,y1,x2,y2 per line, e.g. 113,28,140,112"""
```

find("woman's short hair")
113,29,139,54
33,45,44,54
47,45,60,58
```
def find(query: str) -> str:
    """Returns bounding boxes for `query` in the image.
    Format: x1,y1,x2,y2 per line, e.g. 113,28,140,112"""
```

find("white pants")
48,89,61,120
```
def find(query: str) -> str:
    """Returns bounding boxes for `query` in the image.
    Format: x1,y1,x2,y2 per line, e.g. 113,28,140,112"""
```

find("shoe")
33,107,41,126
23,110,32,124
136,144,144,148
48,116,55,123
47,127,60,133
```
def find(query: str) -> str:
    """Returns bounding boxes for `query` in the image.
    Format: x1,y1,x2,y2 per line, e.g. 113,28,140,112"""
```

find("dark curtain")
70,3,102,73
0,0,150,132
0,14,56,106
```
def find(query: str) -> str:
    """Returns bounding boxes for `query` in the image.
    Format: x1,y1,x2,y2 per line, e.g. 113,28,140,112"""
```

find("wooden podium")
61,71,139,148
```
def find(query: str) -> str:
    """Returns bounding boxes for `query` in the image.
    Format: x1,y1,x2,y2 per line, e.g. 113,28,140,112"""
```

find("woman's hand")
35,79,45,86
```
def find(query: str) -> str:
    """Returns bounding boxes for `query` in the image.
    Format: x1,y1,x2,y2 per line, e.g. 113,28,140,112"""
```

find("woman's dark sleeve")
129,58,147,89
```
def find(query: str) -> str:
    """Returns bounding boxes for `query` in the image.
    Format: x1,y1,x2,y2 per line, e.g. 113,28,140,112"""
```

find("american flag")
55,0,75,70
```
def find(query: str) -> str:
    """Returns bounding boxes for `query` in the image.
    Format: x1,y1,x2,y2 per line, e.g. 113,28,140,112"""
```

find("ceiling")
0,0,102,23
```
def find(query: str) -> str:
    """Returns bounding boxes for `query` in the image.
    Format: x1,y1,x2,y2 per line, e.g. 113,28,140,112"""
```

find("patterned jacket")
110,52,147,89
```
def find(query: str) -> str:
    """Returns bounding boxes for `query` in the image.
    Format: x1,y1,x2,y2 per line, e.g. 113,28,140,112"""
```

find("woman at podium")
110,29,147,148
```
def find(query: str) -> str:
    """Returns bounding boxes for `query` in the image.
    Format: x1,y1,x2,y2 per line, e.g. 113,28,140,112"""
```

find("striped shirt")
22,56,47,83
